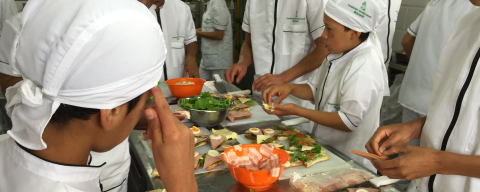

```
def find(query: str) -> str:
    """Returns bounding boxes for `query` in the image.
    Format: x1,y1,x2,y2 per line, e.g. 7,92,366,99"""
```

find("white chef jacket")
0,0,17,36
398,0,475,116
242,0,326,119
149,0,197,81
408,8,480,192
307,38,387,172
199,0,233,70
377,0,401,67
0,12,20,77
0,135,103,192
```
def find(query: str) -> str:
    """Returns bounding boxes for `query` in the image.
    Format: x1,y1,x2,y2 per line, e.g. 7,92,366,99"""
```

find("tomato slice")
294,134,307,139
282,131,294,136
306,153,316,160
298,140,314,146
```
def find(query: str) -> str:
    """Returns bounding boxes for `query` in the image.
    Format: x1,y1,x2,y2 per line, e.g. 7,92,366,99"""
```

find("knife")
213,74,241,94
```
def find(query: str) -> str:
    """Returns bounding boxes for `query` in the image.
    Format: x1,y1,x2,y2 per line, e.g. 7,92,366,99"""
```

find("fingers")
371,158,401,170
253,75,268,91
275,92,288,105
366,129,389,156
145,108,162,144
183,69,187,78
382,145,409,156
224,67,232,83
236,68,247,84
150,87,178,139
265,87,277,104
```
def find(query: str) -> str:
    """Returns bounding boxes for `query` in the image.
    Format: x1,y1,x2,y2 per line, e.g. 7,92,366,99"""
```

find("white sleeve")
407,10,425,37
339,57,383,131
211,1,229,31
241,0,251,33
307,0,326,40
0,15,21,77
184,6,197,45
0,0,18,35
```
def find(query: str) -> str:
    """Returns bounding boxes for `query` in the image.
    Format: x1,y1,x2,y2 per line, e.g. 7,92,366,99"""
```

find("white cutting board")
137,127,227,175
237,134,346,180
222,105,280,126
159,83,216,99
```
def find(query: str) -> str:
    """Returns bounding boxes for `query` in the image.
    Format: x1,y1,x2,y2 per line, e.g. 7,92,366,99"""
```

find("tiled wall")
391,0,429,52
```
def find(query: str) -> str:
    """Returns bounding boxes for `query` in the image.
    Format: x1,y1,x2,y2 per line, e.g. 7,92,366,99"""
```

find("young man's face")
321,14,361,54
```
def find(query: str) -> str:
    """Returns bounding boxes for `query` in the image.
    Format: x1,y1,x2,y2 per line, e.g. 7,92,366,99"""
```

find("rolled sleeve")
241,0,251,33
407,11,424,37
212,2,229,31
338,111,360,131
184,8,197,45
307,0,326,40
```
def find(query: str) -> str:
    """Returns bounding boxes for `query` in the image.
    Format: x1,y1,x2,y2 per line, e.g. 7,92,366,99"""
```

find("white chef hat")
5,0,166,150
325,0,390,96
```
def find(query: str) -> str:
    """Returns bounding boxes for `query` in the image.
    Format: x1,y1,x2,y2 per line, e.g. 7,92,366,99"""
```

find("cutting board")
236,134,346,180
159,82,216,99
221,105,280,126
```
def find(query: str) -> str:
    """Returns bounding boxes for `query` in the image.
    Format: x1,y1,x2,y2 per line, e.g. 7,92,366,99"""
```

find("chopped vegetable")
180,92,232,110
199,153,207,166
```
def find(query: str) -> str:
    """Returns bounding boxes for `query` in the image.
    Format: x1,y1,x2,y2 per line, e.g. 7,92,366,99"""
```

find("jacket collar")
326,39,371,70
6,137,104,183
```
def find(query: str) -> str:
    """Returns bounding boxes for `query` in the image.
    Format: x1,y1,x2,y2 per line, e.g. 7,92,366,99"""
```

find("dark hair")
344,26,369,42
50,94,143,124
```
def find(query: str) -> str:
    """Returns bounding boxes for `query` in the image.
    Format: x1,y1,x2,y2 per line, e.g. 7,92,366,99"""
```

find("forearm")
185,42,197,60
405,116,426,139
196,30,223,40
279,38,328,83
295,108,351,132
237,33,253,67
401,33,416,59
0,74,22,95
439,151,480,178
288,84,314,101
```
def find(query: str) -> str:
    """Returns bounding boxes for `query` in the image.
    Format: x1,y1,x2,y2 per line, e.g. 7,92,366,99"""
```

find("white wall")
392,0,429,52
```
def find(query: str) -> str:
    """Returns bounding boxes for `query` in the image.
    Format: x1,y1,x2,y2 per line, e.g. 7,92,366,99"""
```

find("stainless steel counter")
129,120,406,192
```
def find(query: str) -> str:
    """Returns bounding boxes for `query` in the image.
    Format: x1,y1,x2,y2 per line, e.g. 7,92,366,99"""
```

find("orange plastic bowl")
165,78,206,99
222,144,291,190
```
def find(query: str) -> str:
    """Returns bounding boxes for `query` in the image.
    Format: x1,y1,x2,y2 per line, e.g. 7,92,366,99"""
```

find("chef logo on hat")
348,1,372,19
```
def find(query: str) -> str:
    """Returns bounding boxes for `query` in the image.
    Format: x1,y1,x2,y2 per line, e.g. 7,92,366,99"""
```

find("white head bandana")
325,0,390,96
5,0,166,150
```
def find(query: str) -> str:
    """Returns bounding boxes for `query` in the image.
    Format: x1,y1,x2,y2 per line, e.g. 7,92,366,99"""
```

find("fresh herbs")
180,92,232,110
245,133,256,138
194,135,204,138
288,132,311,141
274,124,294,131
199,154,207,166
289,153,301,163
259,137,274,144
195,141,204,147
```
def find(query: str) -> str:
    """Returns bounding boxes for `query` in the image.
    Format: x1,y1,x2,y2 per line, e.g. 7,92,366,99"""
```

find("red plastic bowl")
164,78,206,99
222,144,291,190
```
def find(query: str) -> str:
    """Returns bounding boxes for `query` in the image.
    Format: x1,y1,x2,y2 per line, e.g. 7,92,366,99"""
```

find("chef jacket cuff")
214,23,227,31
0,61,20,77
338,111,358,131
407,27,417,37
310,25,325,41
184,36,197,45
242,22,250,33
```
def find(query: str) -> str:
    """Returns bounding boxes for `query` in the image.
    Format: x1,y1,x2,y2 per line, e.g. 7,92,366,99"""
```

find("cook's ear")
99,107,122,130
351,30,362,40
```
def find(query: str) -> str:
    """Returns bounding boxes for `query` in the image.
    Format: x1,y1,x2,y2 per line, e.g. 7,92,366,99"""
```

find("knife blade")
213,74,227,93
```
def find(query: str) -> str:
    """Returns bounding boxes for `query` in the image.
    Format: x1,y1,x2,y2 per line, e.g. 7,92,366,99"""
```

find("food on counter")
191,126,207,138
347,188,382,192
262,128,281,139
223,144,282,177
274,125,302,133
299,146,330,168
180,92,232,110
211,128,238,140
290,132,316,143
285,153,304,168
251,135,275,144
194,152,203,170
195,137,207,148
245,128,263,140
173,111,190,120
349,150,389,161
226,110,253,122
262,101,274,112
203,150,225,170
231,103,250,111
216,144,233,152
233,95,258,107
289,139,315,151
210,134,227,150
175,81,195,85
224,94,232,98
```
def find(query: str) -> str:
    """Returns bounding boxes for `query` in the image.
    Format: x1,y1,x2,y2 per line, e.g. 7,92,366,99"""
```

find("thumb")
272,104,284,111
382,145,408,156
145,108,163,144
378,134,404,155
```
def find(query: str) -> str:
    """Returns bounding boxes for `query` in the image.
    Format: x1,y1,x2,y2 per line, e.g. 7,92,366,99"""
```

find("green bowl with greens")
178,92,234,127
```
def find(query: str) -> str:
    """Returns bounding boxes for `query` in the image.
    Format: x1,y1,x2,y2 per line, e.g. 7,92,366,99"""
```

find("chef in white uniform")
263,0,389,171
377,0,401,68
0,0,17,37
148,0,199,80
224,0,329,132
196,0,233,80
398,0,475,146
366,3,480,191
0,0,169,191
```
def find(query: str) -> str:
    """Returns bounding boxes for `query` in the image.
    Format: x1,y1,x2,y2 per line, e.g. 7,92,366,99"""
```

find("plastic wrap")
289,162,376,192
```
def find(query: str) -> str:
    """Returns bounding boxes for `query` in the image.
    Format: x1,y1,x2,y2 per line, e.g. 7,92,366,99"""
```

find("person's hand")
145,86,198,192
262,103,299,116
372,145,442,180
184,57,200,78
252,74,287,92
365,122,422,156
224,63,248,84
262,84,293,105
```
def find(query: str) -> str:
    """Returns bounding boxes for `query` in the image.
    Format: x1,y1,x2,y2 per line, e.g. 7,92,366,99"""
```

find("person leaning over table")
195,0,233,81
138,0,200,80
0,0,197,191
262,0,390,172
224,0,330,133
365,1,480,191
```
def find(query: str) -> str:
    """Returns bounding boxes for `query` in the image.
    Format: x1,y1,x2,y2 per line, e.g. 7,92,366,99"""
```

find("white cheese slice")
301,145,315,152
238,97,251,104
268,143,284,148
256,135,270,144
286,150,295,155
262,102,274,112
211,128,238,140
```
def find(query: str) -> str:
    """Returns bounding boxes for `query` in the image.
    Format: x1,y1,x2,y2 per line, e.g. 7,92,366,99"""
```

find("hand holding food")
371,145,443,180
365,122,423,156
262,84,293,105
262,103,300,117
145,86,198,192
252,73,286,92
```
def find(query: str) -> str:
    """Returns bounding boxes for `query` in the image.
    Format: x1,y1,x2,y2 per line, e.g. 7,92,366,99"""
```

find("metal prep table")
129,119,406,192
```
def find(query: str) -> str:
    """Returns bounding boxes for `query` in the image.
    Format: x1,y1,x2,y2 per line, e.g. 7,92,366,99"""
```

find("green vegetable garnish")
260,137,274,144
194,136,204,138
274,124,294,131
180,92,232,110
199,154,207,166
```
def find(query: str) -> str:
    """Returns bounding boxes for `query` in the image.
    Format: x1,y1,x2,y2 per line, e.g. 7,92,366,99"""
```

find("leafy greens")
180,92,232,110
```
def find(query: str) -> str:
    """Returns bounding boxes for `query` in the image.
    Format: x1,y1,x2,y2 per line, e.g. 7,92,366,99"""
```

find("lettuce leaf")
180,92,232,110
